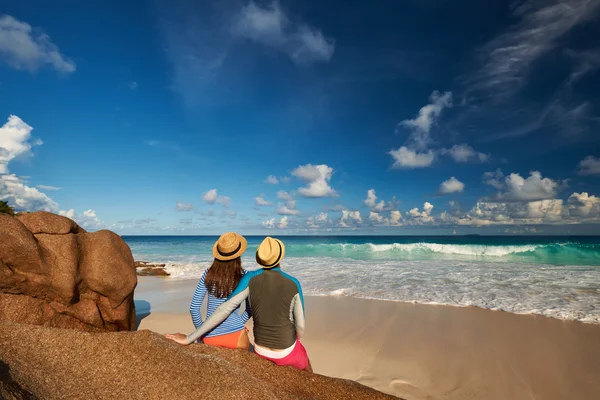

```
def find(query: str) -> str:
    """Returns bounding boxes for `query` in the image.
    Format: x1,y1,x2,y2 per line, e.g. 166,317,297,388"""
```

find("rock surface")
0,322,399,400
134,261,170,276
0,212,137,332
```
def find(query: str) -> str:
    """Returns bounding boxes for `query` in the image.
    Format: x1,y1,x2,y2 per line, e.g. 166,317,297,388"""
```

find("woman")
165,232,251,349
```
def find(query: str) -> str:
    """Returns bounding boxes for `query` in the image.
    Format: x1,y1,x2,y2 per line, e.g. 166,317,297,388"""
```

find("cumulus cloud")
277,199,299,215
389,147,436,169
385,210,403,226
468,0,600,96
0,115,58,212
369,211,383,223
277,190,293,201
578,156,600,175
439,177,465,195
233,1,334,65
1,174,58,212
363,189,397,212
407,202,434,224
442,144,490,163
339,210,362,227
59,209,104,230
399,91,453,150
176,202,193,211
255,194,273,206
217,195,231,208
292,164,337,198
0,115,39,174
262,218,275,228
0,15,76,73
278,216,288,228
265,175,279,184
202,189,217,204
306,212,329,228
485,170,561,202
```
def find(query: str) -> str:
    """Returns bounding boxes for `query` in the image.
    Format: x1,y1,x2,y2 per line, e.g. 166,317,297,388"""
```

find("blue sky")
1,0,600,235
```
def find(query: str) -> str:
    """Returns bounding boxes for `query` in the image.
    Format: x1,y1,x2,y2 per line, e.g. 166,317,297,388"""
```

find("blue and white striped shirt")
189,269,251,338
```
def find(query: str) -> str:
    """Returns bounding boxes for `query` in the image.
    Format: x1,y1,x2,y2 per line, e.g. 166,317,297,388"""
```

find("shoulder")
279,270,302,291
231,269,263,295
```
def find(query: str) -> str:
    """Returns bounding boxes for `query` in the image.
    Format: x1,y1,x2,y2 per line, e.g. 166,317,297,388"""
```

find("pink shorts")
256,340,310,370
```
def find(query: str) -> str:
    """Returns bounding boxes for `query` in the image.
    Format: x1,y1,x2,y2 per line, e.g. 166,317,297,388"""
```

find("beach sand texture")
136,277,600,400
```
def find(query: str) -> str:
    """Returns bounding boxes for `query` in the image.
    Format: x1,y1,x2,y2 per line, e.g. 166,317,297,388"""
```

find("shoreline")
136,277,600,399
136,276,600,326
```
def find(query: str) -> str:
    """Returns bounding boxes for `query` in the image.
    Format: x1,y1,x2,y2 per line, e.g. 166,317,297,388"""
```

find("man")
166,236,312,372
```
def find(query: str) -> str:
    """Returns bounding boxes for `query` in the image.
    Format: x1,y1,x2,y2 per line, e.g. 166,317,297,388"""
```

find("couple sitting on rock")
166,233,312,372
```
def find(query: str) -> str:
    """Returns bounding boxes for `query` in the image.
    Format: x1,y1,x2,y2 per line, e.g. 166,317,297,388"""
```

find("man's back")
248,268,304,349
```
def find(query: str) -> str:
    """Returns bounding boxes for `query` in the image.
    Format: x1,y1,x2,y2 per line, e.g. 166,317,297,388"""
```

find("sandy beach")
136,276,600,400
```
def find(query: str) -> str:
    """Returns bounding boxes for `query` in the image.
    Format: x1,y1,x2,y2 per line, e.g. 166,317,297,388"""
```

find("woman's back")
189,269,250,338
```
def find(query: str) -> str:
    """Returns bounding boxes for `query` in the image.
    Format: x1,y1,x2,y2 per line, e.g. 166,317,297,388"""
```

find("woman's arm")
166,271,258,345
189,270,208,329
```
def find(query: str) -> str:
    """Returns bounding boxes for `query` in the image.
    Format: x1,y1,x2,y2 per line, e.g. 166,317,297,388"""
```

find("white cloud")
398,91,452,150
36,185,60,191
265,175,279,184
306,212,329,228
277,199,299,215
567,192,600,218
0,115,37,174
203,189,217,204
255,194,273,206
0,115,58,212
385,210,403,226
469,0,600,96
0,15,76,73
278,216,288,229
389,146,436,169
217,195,231,208
442,144,489,163
277,190,293,201
483,169,505,190
502,171,560,201
292,164,337,198
262,218,275,228
439,177,465,195
233,1,334,65
369,211,383,223
407,202,434,224
1,174,58,212
176,202,193,211
59,208,104,230
339,210,362,227
363,189,396,212
578,156,600,175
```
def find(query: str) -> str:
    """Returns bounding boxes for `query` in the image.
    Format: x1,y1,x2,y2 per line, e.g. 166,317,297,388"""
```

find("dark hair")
204,257,243,298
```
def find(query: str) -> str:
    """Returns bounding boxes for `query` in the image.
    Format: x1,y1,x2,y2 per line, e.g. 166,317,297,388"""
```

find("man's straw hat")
256,236,285,269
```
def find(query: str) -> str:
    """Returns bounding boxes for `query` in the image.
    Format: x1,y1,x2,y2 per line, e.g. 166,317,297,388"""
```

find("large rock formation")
0,322,399,400
0,212,136,332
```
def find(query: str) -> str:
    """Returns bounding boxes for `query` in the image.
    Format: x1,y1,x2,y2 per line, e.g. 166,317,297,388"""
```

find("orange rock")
0,212,137,332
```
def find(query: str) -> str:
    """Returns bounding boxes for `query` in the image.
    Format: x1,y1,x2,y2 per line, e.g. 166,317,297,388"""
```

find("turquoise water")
124,236,600,323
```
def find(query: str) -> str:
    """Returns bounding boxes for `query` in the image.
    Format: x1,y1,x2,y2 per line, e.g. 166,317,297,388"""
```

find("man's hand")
164,333,189,345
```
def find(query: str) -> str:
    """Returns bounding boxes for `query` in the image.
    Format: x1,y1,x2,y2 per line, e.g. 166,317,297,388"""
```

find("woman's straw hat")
212,232,248,261
256,237,285,269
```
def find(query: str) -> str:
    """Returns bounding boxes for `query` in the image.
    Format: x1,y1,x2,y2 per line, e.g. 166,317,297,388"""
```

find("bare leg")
303,359,313,373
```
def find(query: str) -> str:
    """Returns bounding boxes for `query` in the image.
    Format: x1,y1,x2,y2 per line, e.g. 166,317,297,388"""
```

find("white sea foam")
131,250,600,324
366,242,541,256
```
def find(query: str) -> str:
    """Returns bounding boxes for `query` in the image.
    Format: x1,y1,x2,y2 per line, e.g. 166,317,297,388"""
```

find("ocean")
123,235,600,324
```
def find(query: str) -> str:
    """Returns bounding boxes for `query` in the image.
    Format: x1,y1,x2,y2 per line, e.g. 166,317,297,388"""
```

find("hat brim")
212,234,248,261
256,238,285,268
